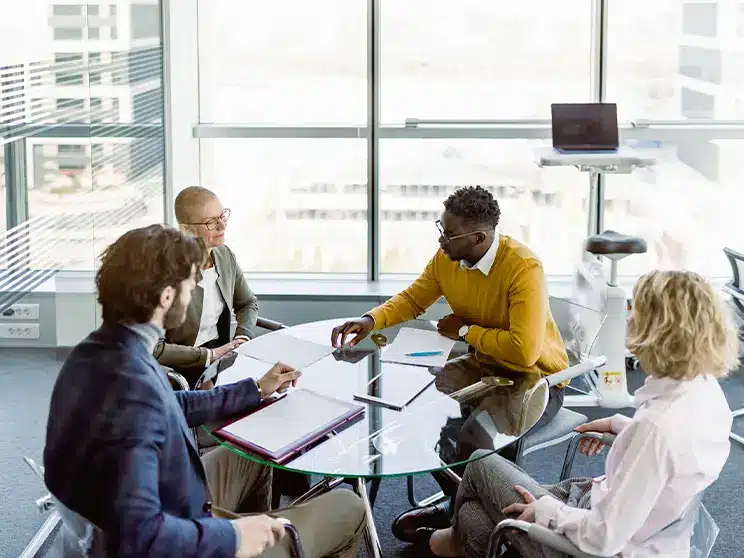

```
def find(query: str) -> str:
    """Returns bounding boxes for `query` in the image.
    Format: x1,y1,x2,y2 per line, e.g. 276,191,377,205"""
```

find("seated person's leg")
499,385,565,462
263,490,366,558
202,445,273,514
448,452,588,558
451,452,551,557
429,354,484,496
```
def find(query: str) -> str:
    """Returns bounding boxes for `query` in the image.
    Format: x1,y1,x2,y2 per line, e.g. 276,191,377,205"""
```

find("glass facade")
3,0,744,280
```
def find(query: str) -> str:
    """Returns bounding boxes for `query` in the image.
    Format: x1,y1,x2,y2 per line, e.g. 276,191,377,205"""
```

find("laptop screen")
551,103,619,150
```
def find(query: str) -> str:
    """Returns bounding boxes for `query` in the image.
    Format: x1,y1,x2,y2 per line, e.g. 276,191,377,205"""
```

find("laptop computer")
551,103,619,153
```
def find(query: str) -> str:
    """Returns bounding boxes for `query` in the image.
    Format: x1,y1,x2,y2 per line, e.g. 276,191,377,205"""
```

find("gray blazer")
153,244,259,369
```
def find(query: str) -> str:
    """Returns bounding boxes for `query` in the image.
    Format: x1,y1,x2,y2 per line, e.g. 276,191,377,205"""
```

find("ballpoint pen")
405,350,444,357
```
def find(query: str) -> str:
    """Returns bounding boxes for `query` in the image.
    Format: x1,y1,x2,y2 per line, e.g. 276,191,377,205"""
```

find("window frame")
6,0,744,280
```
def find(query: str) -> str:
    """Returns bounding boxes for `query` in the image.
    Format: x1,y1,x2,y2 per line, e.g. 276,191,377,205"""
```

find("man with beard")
44,225,365,558
330,186,568,542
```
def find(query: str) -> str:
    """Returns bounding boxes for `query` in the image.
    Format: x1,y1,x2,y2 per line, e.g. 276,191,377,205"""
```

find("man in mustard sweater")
331,186,569,542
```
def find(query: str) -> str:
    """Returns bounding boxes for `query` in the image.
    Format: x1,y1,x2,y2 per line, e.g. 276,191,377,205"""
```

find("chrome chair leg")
732,408,744,446
19,511,62,558
406,475,447,508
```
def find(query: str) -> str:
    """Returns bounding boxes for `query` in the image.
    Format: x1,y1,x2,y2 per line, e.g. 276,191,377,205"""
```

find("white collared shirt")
194,267,225,348
534,374,732,557
460,234,500,275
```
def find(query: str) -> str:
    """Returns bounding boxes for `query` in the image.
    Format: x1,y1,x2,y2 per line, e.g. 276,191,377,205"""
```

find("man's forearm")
176,378,261,426
465,325,541,367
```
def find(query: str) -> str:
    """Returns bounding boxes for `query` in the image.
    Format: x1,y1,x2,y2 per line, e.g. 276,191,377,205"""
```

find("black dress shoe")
392,502,452,543
413,527,436,546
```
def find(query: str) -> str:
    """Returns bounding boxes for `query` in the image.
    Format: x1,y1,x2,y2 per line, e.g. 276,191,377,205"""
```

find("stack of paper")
381,328,456,368
236,332,336,370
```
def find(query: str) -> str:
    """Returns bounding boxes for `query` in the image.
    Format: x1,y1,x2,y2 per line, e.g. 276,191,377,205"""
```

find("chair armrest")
166,370,190,391
546,356,607,388
256,316,287,331
526,524,603,558
579,432,617,446
490,520,603,558
560,431,617,481
487,519,531,557
722,282,744,301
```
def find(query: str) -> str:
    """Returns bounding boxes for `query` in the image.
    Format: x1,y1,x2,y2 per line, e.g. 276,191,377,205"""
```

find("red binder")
214,389,365,465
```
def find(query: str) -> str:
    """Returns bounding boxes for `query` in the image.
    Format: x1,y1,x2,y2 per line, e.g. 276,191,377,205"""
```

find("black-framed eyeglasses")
185,208,231,231
435,219,485,243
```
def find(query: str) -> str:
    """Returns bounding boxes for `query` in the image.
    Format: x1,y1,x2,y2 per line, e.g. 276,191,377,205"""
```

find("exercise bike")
569,230,647,408
533,145,657,409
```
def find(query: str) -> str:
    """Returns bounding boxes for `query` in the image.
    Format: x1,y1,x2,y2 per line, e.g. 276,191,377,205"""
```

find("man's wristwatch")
458,325,470,342
255,380,264,400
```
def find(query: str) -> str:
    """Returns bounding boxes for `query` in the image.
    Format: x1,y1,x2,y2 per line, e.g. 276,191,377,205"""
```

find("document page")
215,355,275,387
221,389,360,454
381,327,456,367
236,332,335,370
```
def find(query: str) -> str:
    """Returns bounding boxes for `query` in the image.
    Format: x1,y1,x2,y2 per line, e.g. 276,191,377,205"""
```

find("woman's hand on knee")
501,485,537,523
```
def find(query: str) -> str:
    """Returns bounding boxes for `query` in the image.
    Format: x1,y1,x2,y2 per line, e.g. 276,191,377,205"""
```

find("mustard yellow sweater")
368,236,568,378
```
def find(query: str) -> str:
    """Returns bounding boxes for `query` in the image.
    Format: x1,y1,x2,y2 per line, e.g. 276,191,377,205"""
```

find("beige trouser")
201,446,366,558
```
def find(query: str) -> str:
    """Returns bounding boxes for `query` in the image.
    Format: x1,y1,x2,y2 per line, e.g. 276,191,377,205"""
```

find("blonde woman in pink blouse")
420,270,739,558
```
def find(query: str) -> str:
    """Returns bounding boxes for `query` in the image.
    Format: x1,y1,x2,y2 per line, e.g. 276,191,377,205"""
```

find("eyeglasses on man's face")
186,208,231,231
435,219,485,244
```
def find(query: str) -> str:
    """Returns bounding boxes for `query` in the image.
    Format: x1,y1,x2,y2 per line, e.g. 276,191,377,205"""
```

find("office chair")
487,433,718,558
722,247,744,447
407,297,607,507
19,369,193,558
23,456,305,558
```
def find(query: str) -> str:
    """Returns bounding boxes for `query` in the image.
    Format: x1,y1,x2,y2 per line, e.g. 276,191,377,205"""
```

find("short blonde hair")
627,270,740,380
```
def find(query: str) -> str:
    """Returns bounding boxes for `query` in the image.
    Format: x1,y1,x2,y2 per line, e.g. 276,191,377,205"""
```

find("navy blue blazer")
44,322,262,557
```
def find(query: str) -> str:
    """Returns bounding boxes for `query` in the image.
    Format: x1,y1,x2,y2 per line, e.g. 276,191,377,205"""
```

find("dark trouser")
432,385,565,499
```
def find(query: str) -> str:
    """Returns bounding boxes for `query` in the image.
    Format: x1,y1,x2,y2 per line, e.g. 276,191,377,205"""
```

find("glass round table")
201,318,550,557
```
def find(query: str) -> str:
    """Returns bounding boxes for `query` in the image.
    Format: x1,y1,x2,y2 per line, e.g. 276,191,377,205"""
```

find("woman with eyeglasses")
153,186,258,389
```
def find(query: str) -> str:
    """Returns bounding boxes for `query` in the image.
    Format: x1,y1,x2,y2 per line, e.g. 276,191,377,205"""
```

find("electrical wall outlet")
0,323,41,339
1,303,40,320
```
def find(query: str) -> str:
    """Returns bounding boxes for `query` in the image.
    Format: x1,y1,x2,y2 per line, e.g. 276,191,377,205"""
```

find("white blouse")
534,374,732,557
193,267,225,349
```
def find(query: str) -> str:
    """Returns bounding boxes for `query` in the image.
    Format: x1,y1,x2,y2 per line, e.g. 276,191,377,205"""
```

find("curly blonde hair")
627,270,740,380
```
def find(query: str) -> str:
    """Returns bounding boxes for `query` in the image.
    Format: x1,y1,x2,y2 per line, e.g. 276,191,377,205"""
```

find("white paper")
236,332,335,370
215,355,275,387
380,327,456,367
221,389,359,455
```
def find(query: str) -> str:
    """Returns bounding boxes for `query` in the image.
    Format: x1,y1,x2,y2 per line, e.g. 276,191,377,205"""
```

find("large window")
198,0,368,274
204,139,368,274
198,1,596,277
6,1,744,282
380,1,593,122
604,0,744,278
1,0,166,273
379,140,588,275
606,0,743,121
604,139,744,278
198,0,366,125
379,2,592,274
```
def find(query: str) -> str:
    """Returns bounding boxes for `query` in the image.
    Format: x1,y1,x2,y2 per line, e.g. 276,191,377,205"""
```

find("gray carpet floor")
2,347,742,558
